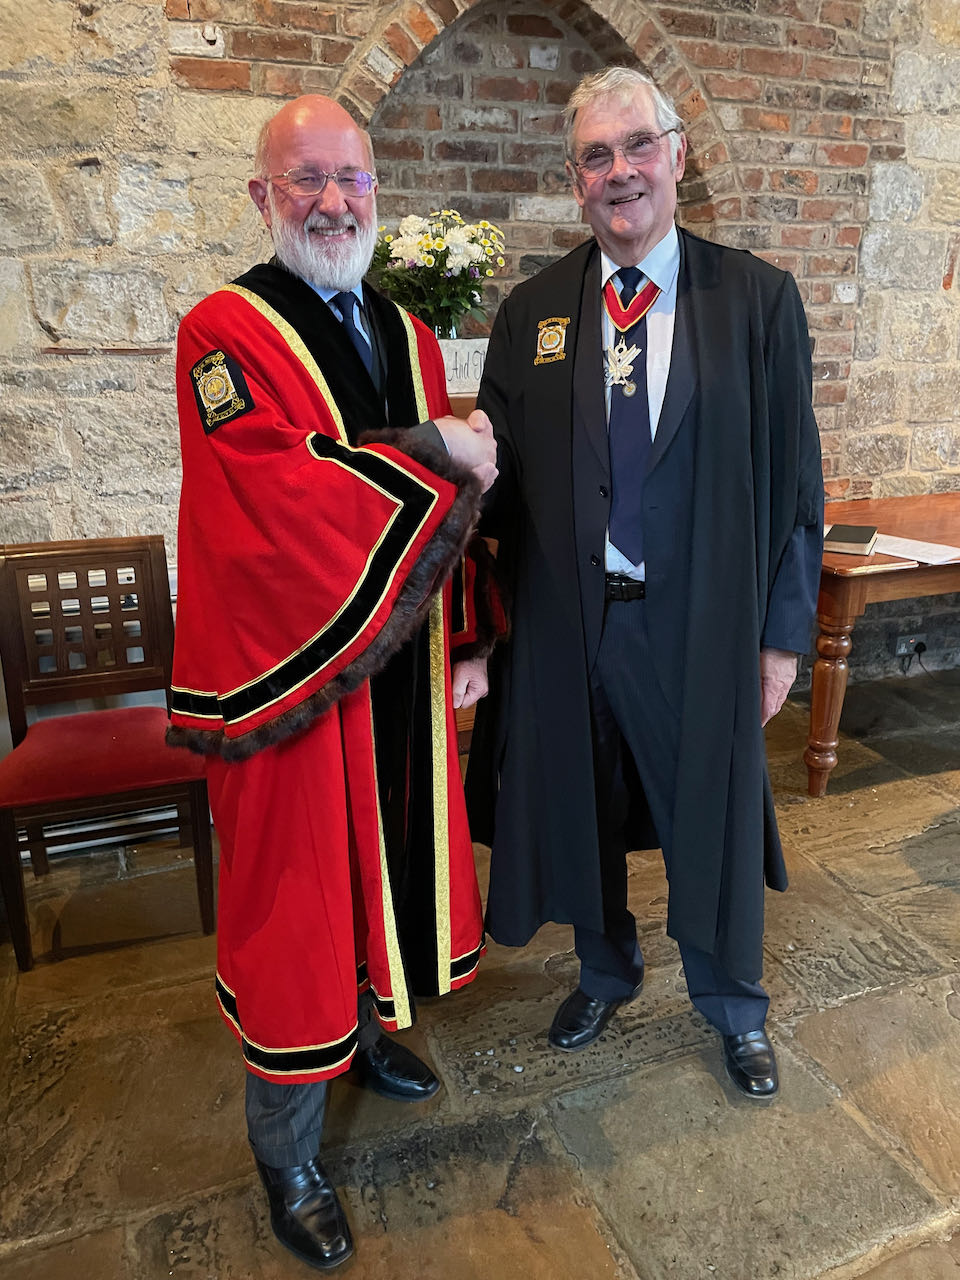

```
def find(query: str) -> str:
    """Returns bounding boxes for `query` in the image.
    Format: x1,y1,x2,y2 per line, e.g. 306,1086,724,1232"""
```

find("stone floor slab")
763,846,945,1006
0,1228,129,1280
549,1047,937,1280
794,976,960,1197
852,1230,960,1278
867,729,960,801
131,1113,629,1279
1,976,246,1242
818,819,960,899
876,885,960,966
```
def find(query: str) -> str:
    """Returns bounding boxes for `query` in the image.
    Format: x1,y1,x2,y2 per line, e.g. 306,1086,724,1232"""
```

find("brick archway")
335,0,734,226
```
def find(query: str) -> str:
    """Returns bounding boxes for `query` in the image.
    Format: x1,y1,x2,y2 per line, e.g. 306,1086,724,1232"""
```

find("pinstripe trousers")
576,597,769,1036
246,990,381,1168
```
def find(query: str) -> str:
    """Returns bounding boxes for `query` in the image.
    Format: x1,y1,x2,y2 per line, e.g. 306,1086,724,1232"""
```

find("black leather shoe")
548,975,644,1052
255,1156,353,1271
353,1035,441,1102
722,1030,780,1099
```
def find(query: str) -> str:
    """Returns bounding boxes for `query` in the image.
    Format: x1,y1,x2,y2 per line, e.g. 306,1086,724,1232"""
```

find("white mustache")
304,214,358,233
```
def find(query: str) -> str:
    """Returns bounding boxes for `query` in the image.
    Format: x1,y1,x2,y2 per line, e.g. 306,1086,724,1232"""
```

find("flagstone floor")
1,672,959,1279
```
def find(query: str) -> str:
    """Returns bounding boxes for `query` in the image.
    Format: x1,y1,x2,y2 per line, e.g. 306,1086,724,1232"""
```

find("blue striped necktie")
331,291,373,376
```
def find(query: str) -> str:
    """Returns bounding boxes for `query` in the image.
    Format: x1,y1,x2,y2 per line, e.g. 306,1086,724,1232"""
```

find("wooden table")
805,493,960,796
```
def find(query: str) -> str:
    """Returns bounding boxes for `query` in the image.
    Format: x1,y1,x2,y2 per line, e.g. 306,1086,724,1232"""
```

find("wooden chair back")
0,536,175,747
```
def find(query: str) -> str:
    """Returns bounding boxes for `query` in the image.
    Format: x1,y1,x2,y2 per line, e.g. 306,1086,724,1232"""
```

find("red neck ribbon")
602,276,661,333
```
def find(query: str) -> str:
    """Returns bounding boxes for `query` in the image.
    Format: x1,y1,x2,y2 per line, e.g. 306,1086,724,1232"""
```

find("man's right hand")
434,411,498,493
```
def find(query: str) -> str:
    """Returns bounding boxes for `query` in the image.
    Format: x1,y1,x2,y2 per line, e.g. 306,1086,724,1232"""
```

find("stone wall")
0,0,957,678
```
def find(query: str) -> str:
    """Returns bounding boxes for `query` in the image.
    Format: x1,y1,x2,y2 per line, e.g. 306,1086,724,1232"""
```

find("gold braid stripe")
368,694,413,1029
429,593,452,996
220,284,348,444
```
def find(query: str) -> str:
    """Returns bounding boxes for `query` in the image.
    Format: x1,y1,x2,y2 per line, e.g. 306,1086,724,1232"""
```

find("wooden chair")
0,536,214,971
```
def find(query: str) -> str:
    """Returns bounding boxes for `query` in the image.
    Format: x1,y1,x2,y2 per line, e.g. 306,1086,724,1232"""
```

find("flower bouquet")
370,209,506,338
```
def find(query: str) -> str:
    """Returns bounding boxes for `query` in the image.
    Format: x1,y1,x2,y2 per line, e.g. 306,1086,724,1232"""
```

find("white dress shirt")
602,224,680,580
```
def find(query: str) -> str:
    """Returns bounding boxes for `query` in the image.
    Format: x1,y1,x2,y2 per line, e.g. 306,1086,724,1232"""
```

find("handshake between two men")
433,409,498,495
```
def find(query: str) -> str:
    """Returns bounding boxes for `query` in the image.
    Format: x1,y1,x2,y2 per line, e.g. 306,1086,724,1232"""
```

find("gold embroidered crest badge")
535,317,570,366
190,349,254,434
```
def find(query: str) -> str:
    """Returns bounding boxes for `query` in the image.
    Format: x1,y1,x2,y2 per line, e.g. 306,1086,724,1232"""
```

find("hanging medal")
602,276,661,397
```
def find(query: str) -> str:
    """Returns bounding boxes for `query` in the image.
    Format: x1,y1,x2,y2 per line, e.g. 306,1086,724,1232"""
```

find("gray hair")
563,66,684,169
253,113,375,179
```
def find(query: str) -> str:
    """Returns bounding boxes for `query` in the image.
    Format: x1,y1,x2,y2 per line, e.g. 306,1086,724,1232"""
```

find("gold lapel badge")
535,316,570,366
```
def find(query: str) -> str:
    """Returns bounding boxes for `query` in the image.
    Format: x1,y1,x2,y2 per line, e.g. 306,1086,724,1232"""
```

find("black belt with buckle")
604,574,646,601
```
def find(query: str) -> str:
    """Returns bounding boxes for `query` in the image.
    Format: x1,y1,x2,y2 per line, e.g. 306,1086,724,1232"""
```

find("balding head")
254,95,374,181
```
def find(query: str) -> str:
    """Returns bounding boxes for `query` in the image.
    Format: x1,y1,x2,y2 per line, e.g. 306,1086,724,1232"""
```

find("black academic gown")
467,228,823,983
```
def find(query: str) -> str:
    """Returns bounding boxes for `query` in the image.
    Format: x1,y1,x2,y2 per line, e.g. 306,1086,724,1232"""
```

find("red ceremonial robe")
168,264,486,1083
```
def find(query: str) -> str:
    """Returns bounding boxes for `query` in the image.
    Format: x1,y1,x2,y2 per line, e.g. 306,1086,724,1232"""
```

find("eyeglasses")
266,167,377,197
573,129,680,178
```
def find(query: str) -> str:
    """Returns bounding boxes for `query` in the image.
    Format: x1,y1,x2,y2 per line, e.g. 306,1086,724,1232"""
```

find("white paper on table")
872,533,960,564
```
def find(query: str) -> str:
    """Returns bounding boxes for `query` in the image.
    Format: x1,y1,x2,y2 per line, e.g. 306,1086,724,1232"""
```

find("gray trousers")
246,991,381,1168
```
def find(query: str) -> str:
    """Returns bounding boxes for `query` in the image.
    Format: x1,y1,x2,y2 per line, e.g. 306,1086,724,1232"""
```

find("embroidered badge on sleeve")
535,317,570,366
190,350,255,434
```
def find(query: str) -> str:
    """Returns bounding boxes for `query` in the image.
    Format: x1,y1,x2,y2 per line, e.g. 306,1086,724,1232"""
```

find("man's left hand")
451,656,489,710
760,648,798,726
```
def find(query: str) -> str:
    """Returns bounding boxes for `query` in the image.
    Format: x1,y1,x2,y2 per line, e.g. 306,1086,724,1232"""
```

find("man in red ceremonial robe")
167,95,499,1271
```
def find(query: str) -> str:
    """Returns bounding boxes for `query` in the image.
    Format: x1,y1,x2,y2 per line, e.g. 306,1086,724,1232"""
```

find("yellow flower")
485,268,494,276
433,238,445,251
497,256,505,266
424,254,435,267
384,234,393,242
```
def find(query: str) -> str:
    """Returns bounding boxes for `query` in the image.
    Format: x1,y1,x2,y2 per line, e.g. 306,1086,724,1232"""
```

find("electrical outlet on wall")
894,633,927,656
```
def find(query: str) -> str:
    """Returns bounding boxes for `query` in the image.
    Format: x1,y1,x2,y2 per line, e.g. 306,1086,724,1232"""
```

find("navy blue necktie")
331,291,373,376
607,267,651,567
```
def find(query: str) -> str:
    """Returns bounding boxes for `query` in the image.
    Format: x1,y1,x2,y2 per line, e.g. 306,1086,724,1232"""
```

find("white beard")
269,194,378,292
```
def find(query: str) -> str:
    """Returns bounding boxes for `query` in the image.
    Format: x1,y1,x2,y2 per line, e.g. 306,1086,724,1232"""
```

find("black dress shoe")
548,976,644,1052
353,1035,441,1102
255,1155,353,1271
722,1030,780,1099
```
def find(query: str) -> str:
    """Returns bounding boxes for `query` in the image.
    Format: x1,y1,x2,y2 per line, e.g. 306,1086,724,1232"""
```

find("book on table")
824,523,878,555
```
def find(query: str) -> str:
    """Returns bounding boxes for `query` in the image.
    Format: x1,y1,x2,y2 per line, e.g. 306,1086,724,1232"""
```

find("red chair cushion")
0,706,205,808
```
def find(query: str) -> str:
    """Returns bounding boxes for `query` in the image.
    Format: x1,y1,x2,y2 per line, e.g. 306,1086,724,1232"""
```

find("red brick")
506,13,562,37
678,88,708,121
801,197,855,221
378,102,441,130
814,383,848,405
546,80,578,105
870,143,907,161
384,22,420,65
630,21,661,62
230,29,312,61
819,0,861,28
721,14,784,45
817,141,869,165
553,227,592,250
253,1,336,33
677,39,740,68
375,137,425,160
402,3,439,46
854,117,905,141
704,73,763,101
474,76,540,102
834,225,861,247
429,0,458,25
256,63,304,96
472,168,538,192
656,7,716,36
525,109,564,135
786,22,837,49
804,54,862,83
318,37,353,64
754,249,802,273
348,73,383,113
771,168,819,194
741,47,804,76
741,108,792,131
172,57,252,91
800,112,853,137
165,0,189,17
815,334,855,357
780,226,818,247
742,168,765,192
824,478,852,498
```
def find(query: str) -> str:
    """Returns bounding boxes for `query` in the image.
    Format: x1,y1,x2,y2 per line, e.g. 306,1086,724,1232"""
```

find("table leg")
804,612,856,796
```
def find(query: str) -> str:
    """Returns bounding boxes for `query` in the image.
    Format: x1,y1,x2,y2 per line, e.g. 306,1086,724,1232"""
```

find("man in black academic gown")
465,66,823,1098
